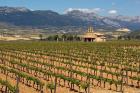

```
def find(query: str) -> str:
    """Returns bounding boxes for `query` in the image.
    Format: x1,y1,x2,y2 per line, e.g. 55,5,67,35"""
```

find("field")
0,41,140,93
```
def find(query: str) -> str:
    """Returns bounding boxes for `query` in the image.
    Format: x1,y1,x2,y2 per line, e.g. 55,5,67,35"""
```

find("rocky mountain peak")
66,10,99,21
0,6,30,13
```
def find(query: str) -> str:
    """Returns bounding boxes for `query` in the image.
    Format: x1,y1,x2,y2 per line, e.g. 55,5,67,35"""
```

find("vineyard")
0,41,140,93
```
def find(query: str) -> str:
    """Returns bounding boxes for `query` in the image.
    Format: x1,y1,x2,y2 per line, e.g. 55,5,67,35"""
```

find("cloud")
64,8,103,14
108,10,117,14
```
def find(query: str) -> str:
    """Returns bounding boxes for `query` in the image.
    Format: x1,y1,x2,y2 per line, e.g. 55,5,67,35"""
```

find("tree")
73,35,81,41
39,34,43,40
53,35,59,42
67,35,74,41
47,36,53,41
61,34,67,41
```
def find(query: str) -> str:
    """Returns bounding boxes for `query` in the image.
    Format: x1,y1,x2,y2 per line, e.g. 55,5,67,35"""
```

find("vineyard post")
120,68,124,93
126,69,128,85
138,53,140,74
15,75,20,93
5,71,8,92
137,52,140,88
54,77,57,93
87,55,91,93
69,49,73,91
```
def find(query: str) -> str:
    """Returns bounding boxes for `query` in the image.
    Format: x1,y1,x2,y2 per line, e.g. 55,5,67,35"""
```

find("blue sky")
0,0,140,16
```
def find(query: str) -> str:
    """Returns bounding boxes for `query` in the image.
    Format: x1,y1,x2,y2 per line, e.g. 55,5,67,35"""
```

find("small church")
82,26,106,42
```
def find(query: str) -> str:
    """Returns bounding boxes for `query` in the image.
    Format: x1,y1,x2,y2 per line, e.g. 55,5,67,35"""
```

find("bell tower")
87,26,94,33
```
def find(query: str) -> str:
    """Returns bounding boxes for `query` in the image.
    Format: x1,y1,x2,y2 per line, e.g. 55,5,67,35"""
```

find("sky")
0,0,140,16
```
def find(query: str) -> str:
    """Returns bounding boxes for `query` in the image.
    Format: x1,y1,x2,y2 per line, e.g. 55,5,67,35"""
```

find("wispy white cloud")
108,10,117,14
64,8,103,14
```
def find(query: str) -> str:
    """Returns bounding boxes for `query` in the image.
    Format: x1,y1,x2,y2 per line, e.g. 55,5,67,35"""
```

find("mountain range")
0,6,140,31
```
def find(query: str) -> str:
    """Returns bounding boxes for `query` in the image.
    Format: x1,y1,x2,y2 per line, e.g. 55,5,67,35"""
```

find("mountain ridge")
0,6,140,31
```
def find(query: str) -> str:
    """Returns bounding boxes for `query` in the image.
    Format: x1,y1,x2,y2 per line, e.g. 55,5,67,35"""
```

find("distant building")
116,28,131,33
111,28,131,39
82,27,106,42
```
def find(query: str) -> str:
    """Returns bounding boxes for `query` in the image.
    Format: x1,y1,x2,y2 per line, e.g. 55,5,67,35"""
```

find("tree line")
118,31,140,40
39,34,81,41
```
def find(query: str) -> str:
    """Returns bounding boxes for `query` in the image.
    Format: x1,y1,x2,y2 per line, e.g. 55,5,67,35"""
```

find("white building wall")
95,37,106,42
